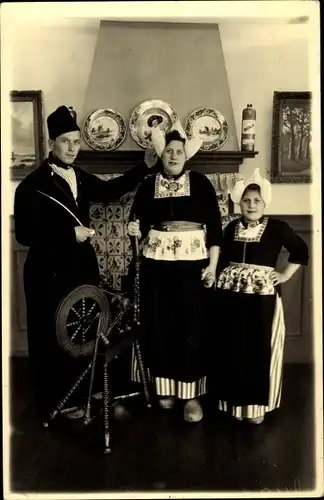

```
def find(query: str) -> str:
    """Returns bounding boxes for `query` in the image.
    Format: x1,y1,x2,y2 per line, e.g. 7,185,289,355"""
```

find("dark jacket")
15,159,149,296
14,158,150,417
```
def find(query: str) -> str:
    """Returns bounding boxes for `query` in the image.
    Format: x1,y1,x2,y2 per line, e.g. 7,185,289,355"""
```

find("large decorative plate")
185,108,229,151
129,99,179,149
82,109,126,151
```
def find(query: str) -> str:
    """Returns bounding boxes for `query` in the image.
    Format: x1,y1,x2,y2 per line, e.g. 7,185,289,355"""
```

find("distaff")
131,213,141,326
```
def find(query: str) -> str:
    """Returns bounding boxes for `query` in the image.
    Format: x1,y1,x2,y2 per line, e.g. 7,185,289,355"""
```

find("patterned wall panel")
90,173,242,290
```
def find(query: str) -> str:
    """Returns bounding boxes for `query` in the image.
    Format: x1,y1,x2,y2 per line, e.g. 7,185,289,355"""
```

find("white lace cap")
230,168,272,206
151,120,202,160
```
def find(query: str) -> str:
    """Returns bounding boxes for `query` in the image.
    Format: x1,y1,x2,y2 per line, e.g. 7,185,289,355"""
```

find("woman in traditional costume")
127,122,223,422
212,169,309,424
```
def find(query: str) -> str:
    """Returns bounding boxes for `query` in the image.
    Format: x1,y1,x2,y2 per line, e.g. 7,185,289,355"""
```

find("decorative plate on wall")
82,109,127,151
129,99,179,149
185,107,229,151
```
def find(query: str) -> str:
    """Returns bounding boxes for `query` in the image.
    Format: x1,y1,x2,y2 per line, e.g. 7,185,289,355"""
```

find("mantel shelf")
75,150,259,174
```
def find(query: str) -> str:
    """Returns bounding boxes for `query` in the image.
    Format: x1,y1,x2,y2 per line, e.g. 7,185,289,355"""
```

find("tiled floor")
8,358,315,494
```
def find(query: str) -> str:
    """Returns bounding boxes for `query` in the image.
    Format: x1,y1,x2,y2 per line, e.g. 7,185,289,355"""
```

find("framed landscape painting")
10,90,45,181
270,91,312,183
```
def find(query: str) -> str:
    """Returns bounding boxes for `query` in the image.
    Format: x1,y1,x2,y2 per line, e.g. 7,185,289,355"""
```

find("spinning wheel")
43,219,149,453
43,282,151,453
56,285,111,358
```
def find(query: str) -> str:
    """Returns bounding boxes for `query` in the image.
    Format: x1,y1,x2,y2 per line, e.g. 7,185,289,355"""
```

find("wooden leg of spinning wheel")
42,361,93,427
134,340,151,407
84,315,102,425
103,356,111,454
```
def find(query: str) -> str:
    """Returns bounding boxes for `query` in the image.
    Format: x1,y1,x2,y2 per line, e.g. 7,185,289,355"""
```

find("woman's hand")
144,148,158,168
201,265,216,288
270,271,289,286
128,219,142,239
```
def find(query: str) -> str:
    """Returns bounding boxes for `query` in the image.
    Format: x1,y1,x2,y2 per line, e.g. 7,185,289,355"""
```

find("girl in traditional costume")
127,122,223,422
212,169,309,424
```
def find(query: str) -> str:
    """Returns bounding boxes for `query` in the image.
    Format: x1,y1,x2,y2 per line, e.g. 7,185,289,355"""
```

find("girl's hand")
201,265,216,288
127,220,142,239
270,271,289,286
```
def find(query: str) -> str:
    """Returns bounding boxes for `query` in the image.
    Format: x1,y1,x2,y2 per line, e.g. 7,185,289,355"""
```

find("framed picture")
10,90,45,181
270,91,311,183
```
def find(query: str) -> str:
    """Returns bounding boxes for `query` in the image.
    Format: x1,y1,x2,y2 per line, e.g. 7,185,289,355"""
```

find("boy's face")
49,130,81,165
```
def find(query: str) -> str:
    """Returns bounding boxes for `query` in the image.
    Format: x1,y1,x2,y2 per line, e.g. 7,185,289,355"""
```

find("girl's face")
240,189,265,222
162,140,186,176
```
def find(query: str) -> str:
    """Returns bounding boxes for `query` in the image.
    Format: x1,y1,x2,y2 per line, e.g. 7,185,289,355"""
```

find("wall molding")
75,150,259,174
270,214,312,233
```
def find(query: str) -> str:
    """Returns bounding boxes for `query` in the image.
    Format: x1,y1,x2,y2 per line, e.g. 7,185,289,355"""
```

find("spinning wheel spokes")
69,298,101,342
56,285,111,358
70,313,98,342
70,298,98,322
66,320,79,328
71,306,82,319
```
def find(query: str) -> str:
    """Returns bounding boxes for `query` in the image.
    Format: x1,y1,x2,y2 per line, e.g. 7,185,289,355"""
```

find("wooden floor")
8,358,315,494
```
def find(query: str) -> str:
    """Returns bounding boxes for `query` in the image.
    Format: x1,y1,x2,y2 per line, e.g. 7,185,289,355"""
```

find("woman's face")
240,189,265,222
162,140,186,176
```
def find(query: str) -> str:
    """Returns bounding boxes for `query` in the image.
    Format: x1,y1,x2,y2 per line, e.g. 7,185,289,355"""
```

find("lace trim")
154,171,190,199
234,217,269,242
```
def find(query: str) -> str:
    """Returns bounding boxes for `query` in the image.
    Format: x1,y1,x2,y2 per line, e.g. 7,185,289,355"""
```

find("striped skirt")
218,294,285,418
131,348,207,399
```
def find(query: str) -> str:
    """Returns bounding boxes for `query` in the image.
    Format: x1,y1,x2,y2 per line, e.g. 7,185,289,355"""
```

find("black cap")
47,106,80,140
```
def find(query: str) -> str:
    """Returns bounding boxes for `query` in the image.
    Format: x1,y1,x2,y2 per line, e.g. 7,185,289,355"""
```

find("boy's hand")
75,226,95,243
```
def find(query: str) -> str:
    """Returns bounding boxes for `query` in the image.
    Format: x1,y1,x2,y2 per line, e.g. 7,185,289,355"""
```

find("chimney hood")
76,21,258,174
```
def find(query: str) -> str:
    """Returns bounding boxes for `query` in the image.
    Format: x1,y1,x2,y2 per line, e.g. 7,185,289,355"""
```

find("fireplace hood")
76,21,258,174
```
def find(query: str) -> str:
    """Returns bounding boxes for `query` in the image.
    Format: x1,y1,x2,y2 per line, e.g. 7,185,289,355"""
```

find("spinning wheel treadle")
56,285,111,358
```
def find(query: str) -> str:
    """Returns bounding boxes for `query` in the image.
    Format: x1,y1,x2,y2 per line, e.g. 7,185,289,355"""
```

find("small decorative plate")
129,99,179,149
82,109,126,151
185,107,229,151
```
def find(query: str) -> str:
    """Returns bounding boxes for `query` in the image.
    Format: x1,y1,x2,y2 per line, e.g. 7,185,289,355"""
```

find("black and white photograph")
1,2,322,499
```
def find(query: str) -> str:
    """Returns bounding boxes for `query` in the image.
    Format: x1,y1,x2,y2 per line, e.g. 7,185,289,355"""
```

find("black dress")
129,169,223,399
14,157,150,419
210,216,309,418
